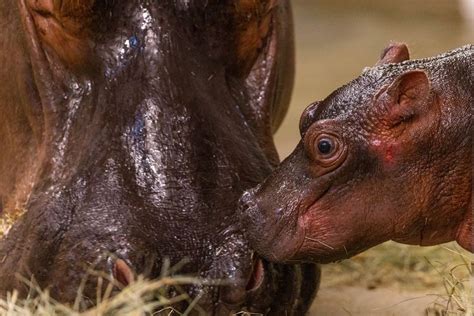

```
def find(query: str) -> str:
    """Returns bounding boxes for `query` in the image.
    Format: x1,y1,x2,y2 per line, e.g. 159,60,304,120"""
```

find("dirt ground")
303,242,472,316
310,286,436,316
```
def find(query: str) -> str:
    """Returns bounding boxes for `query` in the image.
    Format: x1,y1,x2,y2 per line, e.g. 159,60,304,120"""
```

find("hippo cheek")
296,209,349,263
297,199,393,263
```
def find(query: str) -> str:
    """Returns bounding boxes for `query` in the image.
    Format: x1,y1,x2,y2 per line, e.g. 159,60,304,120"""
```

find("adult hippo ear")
227,0,294,166
21,0,98,72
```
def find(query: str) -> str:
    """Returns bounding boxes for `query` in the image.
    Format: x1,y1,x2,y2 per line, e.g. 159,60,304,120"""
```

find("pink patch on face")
370,138,397,167
384,145,394,163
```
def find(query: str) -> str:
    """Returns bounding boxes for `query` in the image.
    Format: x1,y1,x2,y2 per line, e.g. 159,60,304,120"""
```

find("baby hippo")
240,43,473,263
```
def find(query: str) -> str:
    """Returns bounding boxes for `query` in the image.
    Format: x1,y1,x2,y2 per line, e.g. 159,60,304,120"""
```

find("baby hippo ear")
376,70,431,128
113,259,136,287
376,42,410,66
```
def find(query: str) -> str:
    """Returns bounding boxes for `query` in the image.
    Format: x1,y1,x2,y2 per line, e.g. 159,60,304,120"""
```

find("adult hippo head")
0,0,319,314
239,43,473,263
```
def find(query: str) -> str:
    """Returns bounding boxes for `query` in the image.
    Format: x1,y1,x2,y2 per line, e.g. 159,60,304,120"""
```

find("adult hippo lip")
0,0,319,314
239,43,473,264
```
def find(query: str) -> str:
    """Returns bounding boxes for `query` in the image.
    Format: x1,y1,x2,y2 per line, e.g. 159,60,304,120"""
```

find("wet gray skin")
240,43,473,264
0,0,319,314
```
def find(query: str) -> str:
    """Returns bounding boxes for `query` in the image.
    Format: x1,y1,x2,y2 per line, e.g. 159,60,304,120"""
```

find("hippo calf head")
240,43,473,263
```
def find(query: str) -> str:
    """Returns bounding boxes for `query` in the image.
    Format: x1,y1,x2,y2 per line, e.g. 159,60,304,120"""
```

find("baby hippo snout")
238,186,306,263
238,188,273,254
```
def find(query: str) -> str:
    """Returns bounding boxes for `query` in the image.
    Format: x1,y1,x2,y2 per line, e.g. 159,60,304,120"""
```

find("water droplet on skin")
129,35,139,48
372,139,382,146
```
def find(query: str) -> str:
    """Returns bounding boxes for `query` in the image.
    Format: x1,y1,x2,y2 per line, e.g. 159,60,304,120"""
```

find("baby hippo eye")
314,135,339,160
304,131,346,169
317,138,333,155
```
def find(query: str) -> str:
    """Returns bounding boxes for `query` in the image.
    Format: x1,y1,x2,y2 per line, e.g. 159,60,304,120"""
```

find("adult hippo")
0,0,319,314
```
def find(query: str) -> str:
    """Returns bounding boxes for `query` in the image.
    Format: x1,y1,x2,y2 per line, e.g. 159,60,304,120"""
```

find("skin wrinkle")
297,183,333,254
414,92,456,246
19,0,57,122
416,144,433,246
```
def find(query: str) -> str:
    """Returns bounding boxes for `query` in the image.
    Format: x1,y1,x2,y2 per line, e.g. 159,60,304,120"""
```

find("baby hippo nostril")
237,190,259,226
238,190,256,213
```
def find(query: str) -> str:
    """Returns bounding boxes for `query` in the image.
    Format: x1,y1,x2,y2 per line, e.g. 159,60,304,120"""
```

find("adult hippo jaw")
0,0,319,314
239,43,473,263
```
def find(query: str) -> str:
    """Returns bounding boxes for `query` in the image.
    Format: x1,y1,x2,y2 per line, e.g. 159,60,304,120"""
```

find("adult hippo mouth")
247,258,265,292
219,256,265,309
0,0,319,314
